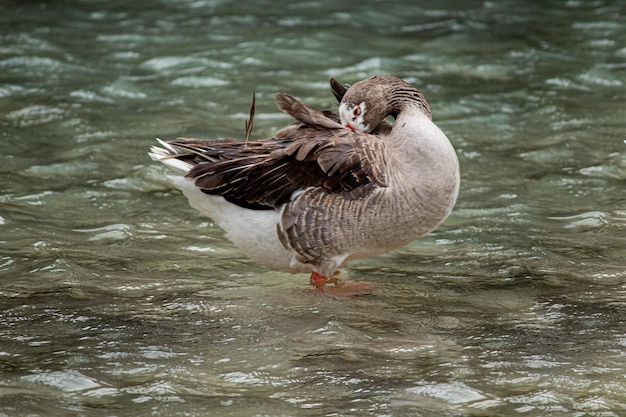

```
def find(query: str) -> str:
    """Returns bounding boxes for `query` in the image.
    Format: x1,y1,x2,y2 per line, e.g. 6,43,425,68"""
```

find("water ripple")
1,0,625,416
7,105,66,127
22,371,101,393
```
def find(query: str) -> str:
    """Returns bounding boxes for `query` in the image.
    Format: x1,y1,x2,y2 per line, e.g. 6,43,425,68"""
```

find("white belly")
168,175,309,273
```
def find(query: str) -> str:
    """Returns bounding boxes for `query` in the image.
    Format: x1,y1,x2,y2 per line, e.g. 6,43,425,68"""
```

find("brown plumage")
165,106,387,210
150,76,460,287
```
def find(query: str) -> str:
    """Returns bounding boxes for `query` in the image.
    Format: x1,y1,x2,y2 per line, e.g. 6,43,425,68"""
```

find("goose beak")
344,123,356,131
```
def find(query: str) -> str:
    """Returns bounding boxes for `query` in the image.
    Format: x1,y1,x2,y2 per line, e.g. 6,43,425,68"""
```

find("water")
1,0,625,415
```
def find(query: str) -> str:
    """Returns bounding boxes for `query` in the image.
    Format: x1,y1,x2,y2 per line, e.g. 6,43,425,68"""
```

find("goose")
149,76,459,293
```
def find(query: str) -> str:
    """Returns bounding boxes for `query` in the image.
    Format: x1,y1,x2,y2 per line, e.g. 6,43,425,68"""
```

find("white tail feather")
149,138,194,173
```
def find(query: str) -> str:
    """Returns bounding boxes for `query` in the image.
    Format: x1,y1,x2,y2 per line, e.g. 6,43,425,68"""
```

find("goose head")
338,78,390,133
337,76,431,133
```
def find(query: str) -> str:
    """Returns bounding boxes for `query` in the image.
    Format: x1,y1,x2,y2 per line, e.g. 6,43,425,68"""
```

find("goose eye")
352,106,361,118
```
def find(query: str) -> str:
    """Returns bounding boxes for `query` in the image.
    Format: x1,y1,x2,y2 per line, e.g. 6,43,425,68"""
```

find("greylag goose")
149,76,459,292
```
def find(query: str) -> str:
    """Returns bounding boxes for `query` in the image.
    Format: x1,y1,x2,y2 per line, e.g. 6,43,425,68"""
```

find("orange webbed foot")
308,271,376,298
309,271,333,288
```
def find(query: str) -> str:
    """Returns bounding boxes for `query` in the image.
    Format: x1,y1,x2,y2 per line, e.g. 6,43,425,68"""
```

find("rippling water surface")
1,1,625,416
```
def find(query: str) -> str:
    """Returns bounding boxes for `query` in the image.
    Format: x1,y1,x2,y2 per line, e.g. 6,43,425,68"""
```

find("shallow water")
1,0,625,416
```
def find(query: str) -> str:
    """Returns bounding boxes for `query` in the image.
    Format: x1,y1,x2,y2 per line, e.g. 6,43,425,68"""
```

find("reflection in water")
1,0,625,415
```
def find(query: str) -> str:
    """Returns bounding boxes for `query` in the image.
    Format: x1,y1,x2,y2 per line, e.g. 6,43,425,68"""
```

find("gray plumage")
150,76,459,278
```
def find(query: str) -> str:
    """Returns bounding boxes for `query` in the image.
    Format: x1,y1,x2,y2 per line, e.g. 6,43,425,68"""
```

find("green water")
1,1,625,416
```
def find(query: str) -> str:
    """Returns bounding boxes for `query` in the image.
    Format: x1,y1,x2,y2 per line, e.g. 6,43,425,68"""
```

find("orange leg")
309,271,343,287
309,271,329,288
309,271,340,288
309,271,377,298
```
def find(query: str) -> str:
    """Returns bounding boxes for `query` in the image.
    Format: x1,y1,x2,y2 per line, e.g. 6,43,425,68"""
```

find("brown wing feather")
329,76,348,102
164,95,388,210
275,93,343,130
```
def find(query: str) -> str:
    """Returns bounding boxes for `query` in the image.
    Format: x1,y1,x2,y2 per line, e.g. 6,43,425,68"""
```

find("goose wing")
160,94,388,210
